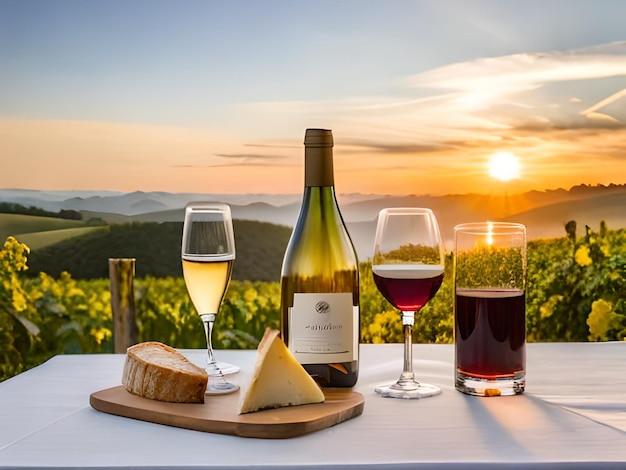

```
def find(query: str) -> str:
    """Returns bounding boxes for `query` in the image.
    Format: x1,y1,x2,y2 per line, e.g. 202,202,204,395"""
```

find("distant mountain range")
1,184,625,259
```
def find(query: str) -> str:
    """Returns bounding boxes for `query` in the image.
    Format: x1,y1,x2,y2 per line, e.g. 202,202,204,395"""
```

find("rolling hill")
0,213,101,250
13,226,107,251
0,213,86,241
500,191,626,239
24,220,292,282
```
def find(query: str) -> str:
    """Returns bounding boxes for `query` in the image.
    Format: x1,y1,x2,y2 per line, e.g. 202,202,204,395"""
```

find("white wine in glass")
372,208,445,399
181,202,239,394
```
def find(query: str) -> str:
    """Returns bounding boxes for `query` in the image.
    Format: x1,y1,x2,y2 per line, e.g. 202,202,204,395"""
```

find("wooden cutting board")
90,385,364,439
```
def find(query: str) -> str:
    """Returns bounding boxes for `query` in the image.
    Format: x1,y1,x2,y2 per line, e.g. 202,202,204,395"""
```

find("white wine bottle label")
288,292,357,364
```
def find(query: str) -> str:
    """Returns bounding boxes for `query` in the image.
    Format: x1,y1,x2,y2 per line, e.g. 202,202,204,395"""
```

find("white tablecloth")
1,343,625,469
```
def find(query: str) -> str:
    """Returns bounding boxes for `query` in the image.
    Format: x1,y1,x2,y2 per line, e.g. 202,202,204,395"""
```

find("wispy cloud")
404,42,626,132
211,153,294,167
579,88,626,123
234,42,626,177
409,42,626,92
244,143,300,150
172,153,293,168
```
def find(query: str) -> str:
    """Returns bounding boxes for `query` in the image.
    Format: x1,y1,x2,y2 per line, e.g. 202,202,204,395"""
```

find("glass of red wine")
372,208,445,399
454,222,526,397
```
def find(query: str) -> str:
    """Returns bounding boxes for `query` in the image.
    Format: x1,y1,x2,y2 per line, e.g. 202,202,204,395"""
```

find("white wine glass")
182,202,239,394
372,208,445,399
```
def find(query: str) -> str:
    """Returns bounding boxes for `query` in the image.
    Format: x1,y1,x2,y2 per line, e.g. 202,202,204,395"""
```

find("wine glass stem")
200,313,217,367
399,311,416,384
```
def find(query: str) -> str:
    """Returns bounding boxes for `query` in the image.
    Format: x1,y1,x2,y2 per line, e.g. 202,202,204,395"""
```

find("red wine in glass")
455,288,525,379
373,265,444,311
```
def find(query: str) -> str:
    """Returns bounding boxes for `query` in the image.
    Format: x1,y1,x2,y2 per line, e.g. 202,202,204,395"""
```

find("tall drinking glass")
182,202,239,394
372,208,445,399
454,222,526,397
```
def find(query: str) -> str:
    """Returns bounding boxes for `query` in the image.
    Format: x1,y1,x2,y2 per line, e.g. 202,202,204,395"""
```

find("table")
1,343,625,469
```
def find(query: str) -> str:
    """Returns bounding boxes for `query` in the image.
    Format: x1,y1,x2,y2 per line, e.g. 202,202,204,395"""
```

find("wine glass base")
375,381,441,399
205,381,240,395
208,361,240,376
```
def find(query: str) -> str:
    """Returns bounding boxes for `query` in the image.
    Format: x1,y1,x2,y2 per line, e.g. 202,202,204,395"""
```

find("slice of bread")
122,341,208,403
238,328,325,414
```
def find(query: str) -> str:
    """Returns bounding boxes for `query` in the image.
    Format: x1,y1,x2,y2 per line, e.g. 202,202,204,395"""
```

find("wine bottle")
280,128,360,387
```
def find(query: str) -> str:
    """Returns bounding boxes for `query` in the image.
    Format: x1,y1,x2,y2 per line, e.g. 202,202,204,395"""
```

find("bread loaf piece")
238,328,325,414
122,341,208,403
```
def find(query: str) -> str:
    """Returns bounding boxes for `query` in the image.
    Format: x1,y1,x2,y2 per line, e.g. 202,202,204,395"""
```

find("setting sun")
488,152,521,182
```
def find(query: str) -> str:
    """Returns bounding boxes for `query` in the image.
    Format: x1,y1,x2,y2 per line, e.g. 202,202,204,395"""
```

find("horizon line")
1,182,625,200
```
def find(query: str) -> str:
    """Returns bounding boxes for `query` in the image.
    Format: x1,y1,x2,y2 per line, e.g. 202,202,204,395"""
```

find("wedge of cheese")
122,341,208,403
238,328,325,414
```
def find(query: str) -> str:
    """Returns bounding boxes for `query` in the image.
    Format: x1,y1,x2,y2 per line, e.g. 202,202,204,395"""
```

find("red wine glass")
372,208,445,399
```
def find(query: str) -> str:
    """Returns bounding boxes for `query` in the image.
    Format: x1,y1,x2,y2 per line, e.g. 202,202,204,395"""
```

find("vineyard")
1,221,625,382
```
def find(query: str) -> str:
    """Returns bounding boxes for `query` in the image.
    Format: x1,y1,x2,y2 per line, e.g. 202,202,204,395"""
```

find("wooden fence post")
109,258,137,353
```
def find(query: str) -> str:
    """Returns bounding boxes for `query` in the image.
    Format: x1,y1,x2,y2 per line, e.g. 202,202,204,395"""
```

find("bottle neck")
304,146,334,187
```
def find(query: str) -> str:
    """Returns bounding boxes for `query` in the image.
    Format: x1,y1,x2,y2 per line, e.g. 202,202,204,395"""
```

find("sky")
1,0,626,196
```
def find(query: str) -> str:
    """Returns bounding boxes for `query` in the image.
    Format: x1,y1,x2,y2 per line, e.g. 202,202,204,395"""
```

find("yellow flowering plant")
0,237,40,380
527,222,625,342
